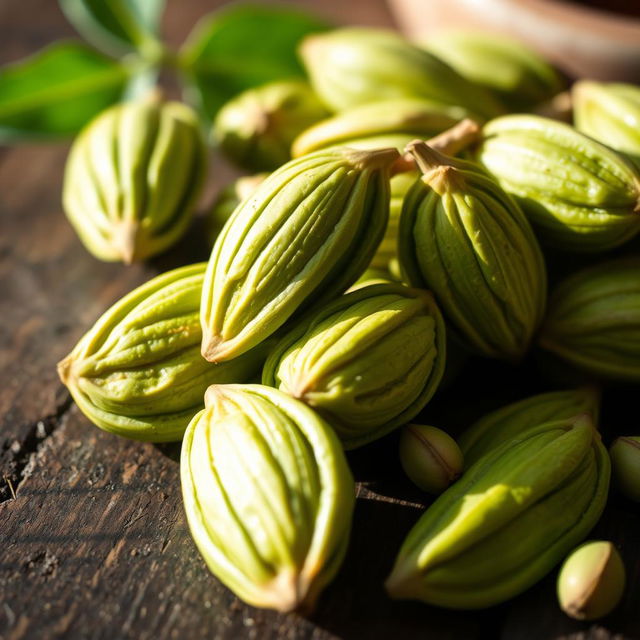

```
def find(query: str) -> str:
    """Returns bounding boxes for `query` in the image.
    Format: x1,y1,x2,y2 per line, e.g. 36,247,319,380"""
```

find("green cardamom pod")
539,258,640,382
299,28,504,119
474,114,640,251
459,388,601,466
207,173,268,246
214,80,329,171
386,414,610,609
399,141,546,361
180,383,354,613
201,145,399,363
573,80,640,166
262,283,446,449
57,264,264,441
425,31,566,111
63,96,207,263
291,98,475,157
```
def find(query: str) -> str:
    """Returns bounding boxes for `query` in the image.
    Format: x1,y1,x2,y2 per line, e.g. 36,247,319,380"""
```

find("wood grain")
0,2,638,639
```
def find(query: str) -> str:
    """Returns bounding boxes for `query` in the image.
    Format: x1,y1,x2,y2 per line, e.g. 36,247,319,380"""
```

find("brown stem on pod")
390,118,481,175
405,140,467,194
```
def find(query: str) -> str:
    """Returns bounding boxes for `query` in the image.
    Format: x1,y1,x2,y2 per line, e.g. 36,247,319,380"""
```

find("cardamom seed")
557,541,626,620
609,436,640,502
399,424,463,494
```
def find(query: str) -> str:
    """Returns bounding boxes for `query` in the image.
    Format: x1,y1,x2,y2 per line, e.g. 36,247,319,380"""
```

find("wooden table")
1,2,638,638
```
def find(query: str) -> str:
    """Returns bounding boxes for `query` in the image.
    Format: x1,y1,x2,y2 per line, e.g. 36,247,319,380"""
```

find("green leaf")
0,42,129,141
180,3,330,119
59,0,166,59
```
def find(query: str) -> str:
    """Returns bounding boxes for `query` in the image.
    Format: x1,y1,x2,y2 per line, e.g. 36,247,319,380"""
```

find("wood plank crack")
1,387,73,504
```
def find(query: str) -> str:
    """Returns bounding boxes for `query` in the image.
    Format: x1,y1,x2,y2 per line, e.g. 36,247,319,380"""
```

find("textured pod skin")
201,146,399,363
214,80,329,172
557,541,626,620
291,98,474,157
573,81,640,165
399,142,546,361
63,97,207,263
180,384,355,613
610,436,640,502
458,388,601,467
57,264,264,442
318,134,421,155
399,424,463,494
299,28,504,119
370,170,419,273
425,32,565,111
475,115,640,251
207,174,268,246
262,283,446,449
385,415,610,609
539,258,640,382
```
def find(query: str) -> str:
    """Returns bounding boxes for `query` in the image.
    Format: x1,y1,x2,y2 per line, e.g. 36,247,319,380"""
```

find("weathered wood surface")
0,2,639,639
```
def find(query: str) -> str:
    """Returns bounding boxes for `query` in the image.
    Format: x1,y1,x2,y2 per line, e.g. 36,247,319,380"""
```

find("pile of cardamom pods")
57,27,639,619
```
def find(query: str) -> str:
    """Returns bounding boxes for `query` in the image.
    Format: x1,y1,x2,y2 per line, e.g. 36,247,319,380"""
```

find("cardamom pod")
557,541,626,620
63,96,207,263
609,436,640,502
181,383,354,613
57,264,264,441
573,80,640,166
386,414,610,609
458,388,601,466
425,31,565,111
214,80,329,171
299,28,504,119
474,115,640,251
200,145,399,363
207,173,268,246
539,258,640,382
291,98,474,157
399,141,546,361
262,283,446,449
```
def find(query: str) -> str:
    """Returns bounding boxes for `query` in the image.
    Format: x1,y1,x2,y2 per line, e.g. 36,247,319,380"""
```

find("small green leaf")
0,42,129,141
59,0,166,59
180,3,329,119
